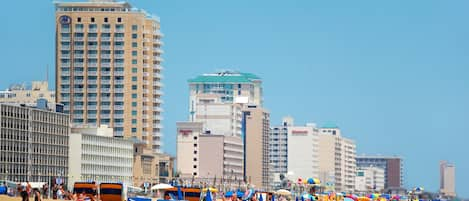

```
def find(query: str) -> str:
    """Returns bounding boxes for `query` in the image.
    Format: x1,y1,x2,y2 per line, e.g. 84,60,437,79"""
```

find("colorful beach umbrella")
205,188,213,201
272,194,275,201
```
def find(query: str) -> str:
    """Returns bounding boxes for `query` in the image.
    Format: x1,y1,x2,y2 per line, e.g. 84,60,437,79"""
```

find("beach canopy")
345,198,355,201
205,188,213,201
276,189,292,196
202,188,219,192
307,178,321,185
128,186,144,192
151,183,173,190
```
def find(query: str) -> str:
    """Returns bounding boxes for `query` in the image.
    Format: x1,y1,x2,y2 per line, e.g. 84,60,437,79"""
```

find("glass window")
132,25,138,31
132,119,137,124
132,33,137,39
132,94,137,98
132,128,137,132
132,76,137,81
132,102,137,107
131,111,137,115
132,51,137,56
132,60,137,64
132,42,137,48
132,68,137,73
132,85,137,90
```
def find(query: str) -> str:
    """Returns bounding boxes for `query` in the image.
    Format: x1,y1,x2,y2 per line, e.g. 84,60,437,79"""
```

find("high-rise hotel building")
55,0,164,152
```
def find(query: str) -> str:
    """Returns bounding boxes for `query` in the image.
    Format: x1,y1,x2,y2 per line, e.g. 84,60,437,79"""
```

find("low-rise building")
68,125,133,187
356,156,403,189
0,81,55,105
355,166,385,193
133,141,174,187
0,103,69,184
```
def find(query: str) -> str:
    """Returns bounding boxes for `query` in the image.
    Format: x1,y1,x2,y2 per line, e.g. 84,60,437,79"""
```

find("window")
77,17,81,22
132,76,137,81
132,102,137,107
117,17,122,22
132,42,137,48
132,85,137,90
193,165,197,168
132,60,137,64
132,128,137,133
132,25,138,31
132,110,137,115
132,94,137,98
132,51,137,56
104,17,108,23
132,119,137,124
132,33,137,39
91,17,95,22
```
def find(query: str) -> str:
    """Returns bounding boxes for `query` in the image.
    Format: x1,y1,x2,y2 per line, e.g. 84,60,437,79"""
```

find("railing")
61,45,70,50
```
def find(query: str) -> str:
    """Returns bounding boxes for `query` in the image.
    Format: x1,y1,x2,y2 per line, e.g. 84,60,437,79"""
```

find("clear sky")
1,0,468,197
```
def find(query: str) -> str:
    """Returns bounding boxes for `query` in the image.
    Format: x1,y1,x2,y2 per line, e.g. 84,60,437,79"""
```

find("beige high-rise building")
318,125,356,193
55,0,164,152
0,81,55,104
243,105,270,190
440,161,456,198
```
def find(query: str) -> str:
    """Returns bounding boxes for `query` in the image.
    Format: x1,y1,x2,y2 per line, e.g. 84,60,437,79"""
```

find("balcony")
61,97,70,101
72,114,83,119
87,63,98,67
115,28,125,33
88,28,98,33
74,54,84,59
114,80,124,85
87,80,97,85
102,28,111,33
153,124,163,129
87,114,97,119
153,30,162,36
87,88,97,93
73,71,84,76
61,45,70,50
114,71,124,76
153,65,163,70
61,80,70,85
74,37,84,41
101,54,111,59
74,79,84,84
114,37,124,42
88,37,98,42
74,28,84,33
60,54,70,59
101,105,111,110
114,97,124,101
143,106,149,111
73,97,83,102
88,96,97,101
73,88,84,93
143,72,150,77
101,37,111,41
101,71,111,76
101,88,111,93
143,115,149,119
114,88,124,93
74,46,84,50
101,97,111,101
143,80,149,85
114,54,124,59
114,63,124,68
114,46,124,50
114,105,124,110
88,54,97,59
100,114,111,119
153,39,162,45
153,56,163,62
114,122,124,127
73,105,84,110
114,114,124,119
143,38,151,43
101,46,111,50
153,115,162,120
101,63,111,67
88,45,98,50
61,37,70,42
154,48,164,54
61,28,70,33
153,107,163,112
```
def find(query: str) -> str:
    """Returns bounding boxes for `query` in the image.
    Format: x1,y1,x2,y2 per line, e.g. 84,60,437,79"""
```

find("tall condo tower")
55,0,164,152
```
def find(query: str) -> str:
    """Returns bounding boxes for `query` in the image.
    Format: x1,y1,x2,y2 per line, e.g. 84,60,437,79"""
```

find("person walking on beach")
21,185,29,201
33,188,42,201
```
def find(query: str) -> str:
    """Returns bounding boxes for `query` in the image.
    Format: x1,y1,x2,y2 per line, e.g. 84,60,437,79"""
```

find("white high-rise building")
269,117,292,185
318,124,356,192
355,166,385,193
286,121,320,180
439,161,456,198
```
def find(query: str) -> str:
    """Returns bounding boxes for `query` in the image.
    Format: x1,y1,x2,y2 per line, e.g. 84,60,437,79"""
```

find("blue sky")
1,0,468,197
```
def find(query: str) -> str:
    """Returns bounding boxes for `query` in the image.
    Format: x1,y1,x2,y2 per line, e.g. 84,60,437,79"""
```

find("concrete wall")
199,135,224,178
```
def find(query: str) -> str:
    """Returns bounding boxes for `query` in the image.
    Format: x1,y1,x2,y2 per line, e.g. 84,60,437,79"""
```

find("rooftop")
321,122,339,129
188,71,261,83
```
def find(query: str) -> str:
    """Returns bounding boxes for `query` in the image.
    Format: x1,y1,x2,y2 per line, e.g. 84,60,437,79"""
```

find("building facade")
355,166,385,193
133,142,174,187
356,156,404,189
176,122,243,180
286,122,320,181
55,0,164,152
68,125,133,187
439,161,456,198
194,102,243,136
0,81,55,104
318,125,356,193
269,117,292,187
0,104,69,184
243,105,270,190
188,71,263,121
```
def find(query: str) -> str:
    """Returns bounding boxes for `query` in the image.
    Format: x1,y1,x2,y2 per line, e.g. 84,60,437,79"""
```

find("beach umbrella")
301,194,305,201
272,194,275,201
260,193,264,201
151,183,173,190
345,198,355,201
225,191,234,198
205,187,213,201
296,196,299,201
276,189,292,196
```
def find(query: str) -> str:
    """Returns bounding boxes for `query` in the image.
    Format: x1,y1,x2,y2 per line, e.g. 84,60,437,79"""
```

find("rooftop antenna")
46,64,49,82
